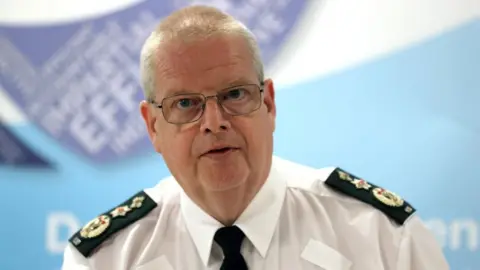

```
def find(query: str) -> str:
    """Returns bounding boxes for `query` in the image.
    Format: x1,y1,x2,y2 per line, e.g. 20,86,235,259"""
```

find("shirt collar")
180,159,287,266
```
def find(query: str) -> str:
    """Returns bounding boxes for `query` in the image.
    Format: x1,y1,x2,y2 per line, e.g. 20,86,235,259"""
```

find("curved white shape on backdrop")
269,0,479,87
0,0,145,25
0,0,478,124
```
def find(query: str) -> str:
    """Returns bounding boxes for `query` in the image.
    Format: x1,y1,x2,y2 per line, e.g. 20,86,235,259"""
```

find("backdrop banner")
0,0,307,164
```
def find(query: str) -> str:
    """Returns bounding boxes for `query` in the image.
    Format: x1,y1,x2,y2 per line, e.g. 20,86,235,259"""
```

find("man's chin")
200,170,249,192
207,180,246,192
197,155,249,189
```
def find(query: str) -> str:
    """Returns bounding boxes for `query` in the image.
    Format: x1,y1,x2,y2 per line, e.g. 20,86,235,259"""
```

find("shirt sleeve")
61,243,92,270
395,215,450,270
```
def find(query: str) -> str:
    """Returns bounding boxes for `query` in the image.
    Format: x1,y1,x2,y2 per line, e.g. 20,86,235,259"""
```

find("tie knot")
214,226,245,256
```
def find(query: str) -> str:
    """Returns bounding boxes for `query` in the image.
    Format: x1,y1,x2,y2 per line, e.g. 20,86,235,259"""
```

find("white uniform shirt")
62,156,450,270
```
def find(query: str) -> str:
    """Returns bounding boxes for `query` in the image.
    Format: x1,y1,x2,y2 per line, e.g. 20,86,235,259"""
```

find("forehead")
153,34,258,97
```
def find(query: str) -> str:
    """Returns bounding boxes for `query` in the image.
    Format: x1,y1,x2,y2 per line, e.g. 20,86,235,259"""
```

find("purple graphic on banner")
0,123,51,167
0,0,307,164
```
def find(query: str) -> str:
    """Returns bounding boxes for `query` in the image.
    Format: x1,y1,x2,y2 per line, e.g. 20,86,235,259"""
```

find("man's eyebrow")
159,78,258,98
161,89,197,98
224,78,257,87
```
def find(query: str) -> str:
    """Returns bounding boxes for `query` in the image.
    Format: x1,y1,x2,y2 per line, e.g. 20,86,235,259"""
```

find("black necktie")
214,226,248,270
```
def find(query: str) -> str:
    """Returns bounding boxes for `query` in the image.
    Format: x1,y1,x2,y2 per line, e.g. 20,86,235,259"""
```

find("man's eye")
175,98,199,109
223,89,246,100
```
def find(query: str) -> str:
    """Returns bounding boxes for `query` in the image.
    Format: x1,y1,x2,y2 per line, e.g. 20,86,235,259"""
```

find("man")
62,5,449,270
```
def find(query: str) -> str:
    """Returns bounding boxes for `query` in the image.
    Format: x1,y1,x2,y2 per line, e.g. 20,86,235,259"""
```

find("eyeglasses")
148,83,264,124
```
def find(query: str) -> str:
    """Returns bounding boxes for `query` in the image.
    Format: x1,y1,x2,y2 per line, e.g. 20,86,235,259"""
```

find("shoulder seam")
287,184,387,209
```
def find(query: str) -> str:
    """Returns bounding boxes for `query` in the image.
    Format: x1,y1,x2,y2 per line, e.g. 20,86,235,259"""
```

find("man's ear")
140,100,162,153
262,78,276,132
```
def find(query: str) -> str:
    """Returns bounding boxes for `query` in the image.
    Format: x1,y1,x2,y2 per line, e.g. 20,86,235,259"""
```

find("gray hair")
139,5,264,100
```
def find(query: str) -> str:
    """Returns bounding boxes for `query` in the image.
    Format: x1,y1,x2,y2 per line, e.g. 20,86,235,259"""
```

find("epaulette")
68,190,157,258
325,168,415,225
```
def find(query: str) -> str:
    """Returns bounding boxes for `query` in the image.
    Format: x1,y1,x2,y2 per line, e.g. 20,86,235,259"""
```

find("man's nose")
199,99,231,134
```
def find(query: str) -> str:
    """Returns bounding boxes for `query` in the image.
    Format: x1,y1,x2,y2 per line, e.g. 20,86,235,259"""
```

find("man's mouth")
203,147,239,156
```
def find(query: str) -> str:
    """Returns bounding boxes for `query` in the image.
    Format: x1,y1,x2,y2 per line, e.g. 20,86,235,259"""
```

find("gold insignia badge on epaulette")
326,168,416,225
110,206,131,217
131,196,145,208
351,179,372,190
338,171,353,182
338,170,373,191
372,187,404,207
80,215,111,239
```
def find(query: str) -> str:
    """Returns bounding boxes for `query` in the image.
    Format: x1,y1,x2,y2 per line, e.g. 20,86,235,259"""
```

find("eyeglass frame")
147,82,265,124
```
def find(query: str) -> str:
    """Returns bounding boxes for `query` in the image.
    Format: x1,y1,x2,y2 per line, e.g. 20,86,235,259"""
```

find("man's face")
140,34,276,198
